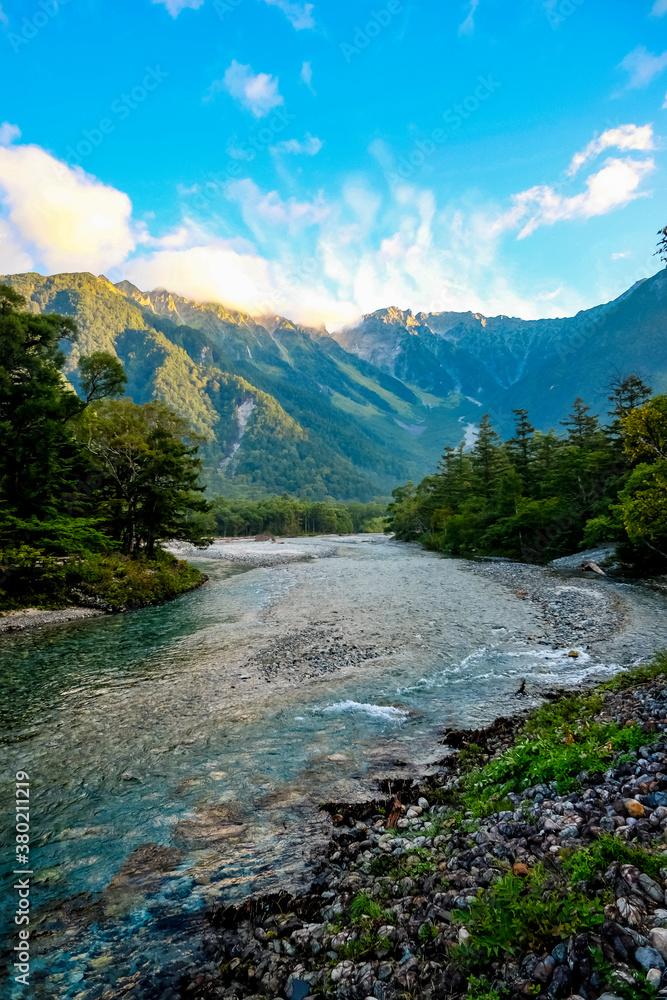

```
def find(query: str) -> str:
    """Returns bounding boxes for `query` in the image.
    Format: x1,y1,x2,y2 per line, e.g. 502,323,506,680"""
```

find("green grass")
562,834,666,884
457,864,605,960
466,975,508,1000
349,892,385,922
335,934,392,961
591,946,659,1000
460,660,667,814
369,847,438,880
445,656,667,984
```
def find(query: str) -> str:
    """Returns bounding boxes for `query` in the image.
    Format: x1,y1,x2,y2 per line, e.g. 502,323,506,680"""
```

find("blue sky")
0,0,666,327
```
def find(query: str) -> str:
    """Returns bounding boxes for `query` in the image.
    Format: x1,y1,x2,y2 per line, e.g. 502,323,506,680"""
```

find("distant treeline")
199,496,388,537
387,374,667,568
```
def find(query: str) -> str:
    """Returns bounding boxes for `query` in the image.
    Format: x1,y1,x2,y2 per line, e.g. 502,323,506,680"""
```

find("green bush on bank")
68,550,203,611
461,654,667,815
0,549,204,613
458,863,605,960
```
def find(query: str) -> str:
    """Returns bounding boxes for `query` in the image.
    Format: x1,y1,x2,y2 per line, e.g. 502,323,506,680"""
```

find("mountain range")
3,269,667,501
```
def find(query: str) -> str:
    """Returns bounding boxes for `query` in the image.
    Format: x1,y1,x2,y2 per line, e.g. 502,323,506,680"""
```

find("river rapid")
2,535,667,998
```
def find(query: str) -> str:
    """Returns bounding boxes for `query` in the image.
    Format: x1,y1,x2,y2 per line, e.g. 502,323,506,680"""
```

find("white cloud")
0,144,136,273
261,0,315,29
568,123,654,176
301,61,314,91
459,0,479,36
0,133,653,332
618,46,667,90
612,251,631,260
215,61,284,117
226,140,255,161
652,0,667,15
505,157,655,240
0,123,21,147
225,178,329,238
127,240,277,313
0,219,34,274
0,5,8,27
270,134,322,156
152,0,204,16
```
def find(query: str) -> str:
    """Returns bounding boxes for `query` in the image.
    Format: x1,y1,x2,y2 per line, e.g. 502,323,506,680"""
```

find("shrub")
458,864,605,959
349,893,384,922
563,834,665,884
68,550,203,611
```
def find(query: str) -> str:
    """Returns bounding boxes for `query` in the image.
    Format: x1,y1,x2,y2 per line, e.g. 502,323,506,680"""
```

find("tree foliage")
0,287,212,608
387,377,667,569
206,495,387,538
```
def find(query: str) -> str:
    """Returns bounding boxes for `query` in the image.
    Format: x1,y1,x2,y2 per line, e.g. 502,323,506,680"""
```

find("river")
1,535,667,998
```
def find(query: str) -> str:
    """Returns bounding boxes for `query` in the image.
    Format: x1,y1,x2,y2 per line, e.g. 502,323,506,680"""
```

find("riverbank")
0,551,207,630
182,655,667,1000
0,605,105,632
5,535,667,1000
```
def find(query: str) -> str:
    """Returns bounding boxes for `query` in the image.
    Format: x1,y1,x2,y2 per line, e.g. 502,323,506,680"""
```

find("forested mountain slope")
3,269,666,499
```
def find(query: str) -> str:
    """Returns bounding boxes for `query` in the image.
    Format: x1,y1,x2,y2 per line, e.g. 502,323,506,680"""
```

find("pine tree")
606,371,653,447
472,414,506,496
508,407,535,484
561,398,601,448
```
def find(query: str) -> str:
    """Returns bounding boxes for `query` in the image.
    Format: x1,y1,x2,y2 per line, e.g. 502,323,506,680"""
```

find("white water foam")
317,700,410,721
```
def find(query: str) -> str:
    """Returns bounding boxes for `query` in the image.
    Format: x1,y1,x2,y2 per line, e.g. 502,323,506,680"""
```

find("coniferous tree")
472,414,505,496
508,408,535,485
606,372,653,449
561,397,601,448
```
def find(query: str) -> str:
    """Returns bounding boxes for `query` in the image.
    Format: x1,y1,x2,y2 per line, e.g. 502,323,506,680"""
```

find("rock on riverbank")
179,661,667,1000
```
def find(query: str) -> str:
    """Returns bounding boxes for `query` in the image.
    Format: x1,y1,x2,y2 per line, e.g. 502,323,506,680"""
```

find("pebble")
179,667,667,1000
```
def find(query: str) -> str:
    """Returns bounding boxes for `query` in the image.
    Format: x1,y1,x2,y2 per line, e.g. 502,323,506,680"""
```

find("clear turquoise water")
1,542,665,998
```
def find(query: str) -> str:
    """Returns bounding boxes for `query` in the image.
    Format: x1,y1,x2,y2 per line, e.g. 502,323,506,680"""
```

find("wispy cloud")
618,45,667,90
301,61,314,91
568,123,654,175
226,177,329,236
270,134,322,156
612,251,631,260
0,130,654,332
499,156,655,240
209,61,284,117
0,5,8,28
459,0,479,36
0,123,21,147
261,0,315,29
652,0,667,15
152,0,204,17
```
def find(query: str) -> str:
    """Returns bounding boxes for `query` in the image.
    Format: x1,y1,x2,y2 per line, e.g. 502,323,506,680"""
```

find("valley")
4,269,666,501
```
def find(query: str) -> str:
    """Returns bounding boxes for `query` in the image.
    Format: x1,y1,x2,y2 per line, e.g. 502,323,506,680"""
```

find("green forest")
0,283,388,612
203,496,388,537
4,240,667,616
387,375,667,569
0,284,210,611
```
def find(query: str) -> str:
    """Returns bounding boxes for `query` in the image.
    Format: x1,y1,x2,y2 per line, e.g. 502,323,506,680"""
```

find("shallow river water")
1,535,667,998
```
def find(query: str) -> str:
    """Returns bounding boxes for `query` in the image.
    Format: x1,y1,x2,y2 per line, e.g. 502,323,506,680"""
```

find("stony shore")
0,605,105,632
178,659,667,1000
